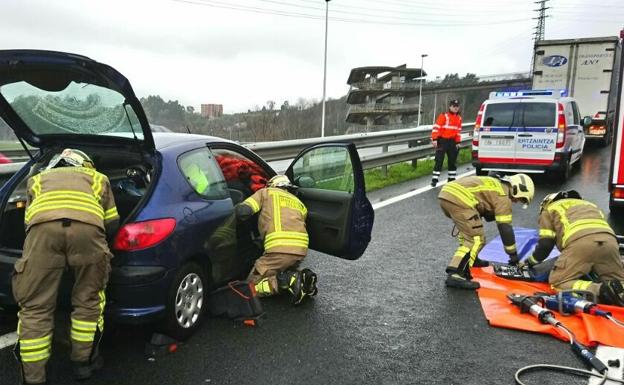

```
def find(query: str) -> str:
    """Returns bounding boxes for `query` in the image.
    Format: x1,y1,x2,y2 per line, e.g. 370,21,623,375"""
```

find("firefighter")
431,99,462,187
438,173,535,289
12,149,119,384
235,175,317,305
522,190,624,306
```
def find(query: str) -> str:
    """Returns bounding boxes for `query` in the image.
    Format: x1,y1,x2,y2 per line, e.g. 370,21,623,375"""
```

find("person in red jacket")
431,99,462,187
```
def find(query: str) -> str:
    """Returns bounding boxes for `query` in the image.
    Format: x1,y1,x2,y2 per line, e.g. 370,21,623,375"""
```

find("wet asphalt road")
0,142,621,385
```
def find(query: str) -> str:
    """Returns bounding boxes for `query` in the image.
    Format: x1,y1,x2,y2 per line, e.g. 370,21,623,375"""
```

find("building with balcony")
201,104,223,119
346,64,425,131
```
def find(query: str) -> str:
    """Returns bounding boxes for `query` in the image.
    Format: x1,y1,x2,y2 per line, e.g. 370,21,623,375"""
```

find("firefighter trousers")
549,233,624,299
432,138,459,181
439,198,485,275
248,252,305,296
12,220,112,384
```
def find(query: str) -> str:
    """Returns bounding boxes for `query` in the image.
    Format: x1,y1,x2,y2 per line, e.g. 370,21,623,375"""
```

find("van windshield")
483,102,556,127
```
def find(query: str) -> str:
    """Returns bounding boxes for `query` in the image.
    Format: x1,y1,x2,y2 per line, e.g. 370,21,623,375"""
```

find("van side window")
570,102,580,125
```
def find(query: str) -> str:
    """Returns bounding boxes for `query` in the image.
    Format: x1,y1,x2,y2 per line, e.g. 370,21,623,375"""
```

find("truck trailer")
532,36,622,146
609,30,624,213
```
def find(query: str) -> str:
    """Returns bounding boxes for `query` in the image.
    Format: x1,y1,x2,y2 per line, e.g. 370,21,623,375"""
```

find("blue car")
0,50,374,339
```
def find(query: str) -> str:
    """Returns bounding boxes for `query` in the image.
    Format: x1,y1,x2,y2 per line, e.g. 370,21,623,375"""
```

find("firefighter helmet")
267,174,292,189
47,148,94,170
502,173,535,204
540,190,582,213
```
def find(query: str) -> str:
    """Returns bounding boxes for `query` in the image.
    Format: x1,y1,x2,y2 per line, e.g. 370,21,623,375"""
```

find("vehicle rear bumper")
472,160,565,173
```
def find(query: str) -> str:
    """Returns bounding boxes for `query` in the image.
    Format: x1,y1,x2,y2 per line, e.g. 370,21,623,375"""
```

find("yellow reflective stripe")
255,278,272,295
504,244,517,253
469,236,482,265
28,193,102,213
539,229,556,238
104,207,119,220
562,220,613,247
243,197,261,213
442,183,479,207
265,231,308,242
25,203,104,222
98,291,106,331
71,319,97,331
572,280,593,291
528,255,539,265
265,239,309,249
19,334,52,349
21,348,51,362
495,214,512,223
31,174,42,199
91,171,103,200
271,192,282,232
71,330,95,342
454,245,470,258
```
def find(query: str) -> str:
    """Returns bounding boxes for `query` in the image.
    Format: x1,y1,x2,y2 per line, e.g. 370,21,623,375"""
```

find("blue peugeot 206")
0,50,374,339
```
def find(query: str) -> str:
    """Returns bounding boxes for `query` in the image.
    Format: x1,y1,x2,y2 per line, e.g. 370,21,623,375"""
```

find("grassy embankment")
364,148,472,192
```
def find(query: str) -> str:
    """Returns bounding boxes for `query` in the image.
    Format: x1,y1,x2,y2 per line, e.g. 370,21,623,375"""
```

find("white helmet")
46,148,94,170
501,173,535,205
267,175,292,189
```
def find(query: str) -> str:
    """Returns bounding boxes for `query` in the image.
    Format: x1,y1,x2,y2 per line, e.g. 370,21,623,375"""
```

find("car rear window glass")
0,81,144,140
522,102,556,127
482,103,519,127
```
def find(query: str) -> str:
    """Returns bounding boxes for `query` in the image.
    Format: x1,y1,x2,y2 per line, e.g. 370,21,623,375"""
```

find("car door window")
210,148,269,202
178,148,228,200
291,147,354,193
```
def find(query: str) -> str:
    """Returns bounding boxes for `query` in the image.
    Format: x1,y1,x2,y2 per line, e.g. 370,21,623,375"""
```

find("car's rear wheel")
162,261,207,340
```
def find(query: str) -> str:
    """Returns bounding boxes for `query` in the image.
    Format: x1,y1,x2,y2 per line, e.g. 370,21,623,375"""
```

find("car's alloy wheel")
163,261,209,340
174,272,204,329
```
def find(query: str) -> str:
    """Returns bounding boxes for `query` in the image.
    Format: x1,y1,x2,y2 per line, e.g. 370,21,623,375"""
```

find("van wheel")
162,261,208,340
558,159,571,182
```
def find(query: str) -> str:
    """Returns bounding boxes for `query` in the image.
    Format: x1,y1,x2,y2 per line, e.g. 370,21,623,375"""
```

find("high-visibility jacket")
439,176,516,254
432,112,462,143
25,166,119,234
240,187,308,256
536,199,615,251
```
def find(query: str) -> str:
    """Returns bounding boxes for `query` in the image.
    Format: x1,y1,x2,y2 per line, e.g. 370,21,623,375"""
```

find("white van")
471,89,585,180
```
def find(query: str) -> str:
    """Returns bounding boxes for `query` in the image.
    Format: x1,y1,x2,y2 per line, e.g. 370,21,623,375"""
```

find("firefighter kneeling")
12,149,119,384
235,175,318,305
522,190,624,306
438,174,535,289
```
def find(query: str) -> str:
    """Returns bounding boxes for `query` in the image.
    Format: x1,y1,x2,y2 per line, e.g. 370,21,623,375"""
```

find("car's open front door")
285,143,373,260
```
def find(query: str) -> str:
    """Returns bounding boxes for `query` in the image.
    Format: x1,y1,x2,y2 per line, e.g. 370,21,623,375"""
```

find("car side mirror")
582,116,592,127
295,176,315,188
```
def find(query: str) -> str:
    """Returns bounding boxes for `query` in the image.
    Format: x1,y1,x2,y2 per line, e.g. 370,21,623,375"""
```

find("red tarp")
472,266,624,348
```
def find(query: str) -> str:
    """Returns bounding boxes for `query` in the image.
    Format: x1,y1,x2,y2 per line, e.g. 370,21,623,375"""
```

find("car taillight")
473,103,485,146
613,187,624,199
113,218,176,251
556,103,566,149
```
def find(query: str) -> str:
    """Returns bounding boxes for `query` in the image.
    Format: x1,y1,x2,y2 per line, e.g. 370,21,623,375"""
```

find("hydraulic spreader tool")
506,293,624,385
536,291,624,328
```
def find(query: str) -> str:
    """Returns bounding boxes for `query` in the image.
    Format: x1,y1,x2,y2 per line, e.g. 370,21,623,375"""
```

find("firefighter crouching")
438,174,535,289
522,190,624,306
12,149,119,384
235,175,318,305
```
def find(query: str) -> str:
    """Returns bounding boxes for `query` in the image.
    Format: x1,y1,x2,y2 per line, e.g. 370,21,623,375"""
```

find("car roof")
150,132,235,150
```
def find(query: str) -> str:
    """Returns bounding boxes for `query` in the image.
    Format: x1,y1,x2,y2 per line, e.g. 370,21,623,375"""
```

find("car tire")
162,261,208,341
558,159,571,182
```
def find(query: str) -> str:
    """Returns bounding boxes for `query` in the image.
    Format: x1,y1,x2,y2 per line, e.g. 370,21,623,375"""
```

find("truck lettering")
581,59,599,65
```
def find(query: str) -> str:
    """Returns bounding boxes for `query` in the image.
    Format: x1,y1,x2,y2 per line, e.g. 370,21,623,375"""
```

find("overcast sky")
1,0,623,113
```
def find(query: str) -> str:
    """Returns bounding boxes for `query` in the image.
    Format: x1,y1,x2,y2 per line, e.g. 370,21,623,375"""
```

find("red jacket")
431,112,462,143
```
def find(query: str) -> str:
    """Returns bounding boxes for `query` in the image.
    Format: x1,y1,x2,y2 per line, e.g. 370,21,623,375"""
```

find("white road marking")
372,170,476,211
588,345,624,385
0,331,17,350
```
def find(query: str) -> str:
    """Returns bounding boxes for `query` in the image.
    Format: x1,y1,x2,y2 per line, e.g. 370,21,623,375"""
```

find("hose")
607,314,624,328
514,364,623,385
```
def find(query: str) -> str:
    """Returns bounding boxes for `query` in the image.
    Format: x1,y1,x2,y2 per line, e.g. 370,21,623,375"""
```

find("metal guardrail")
0,123,475,180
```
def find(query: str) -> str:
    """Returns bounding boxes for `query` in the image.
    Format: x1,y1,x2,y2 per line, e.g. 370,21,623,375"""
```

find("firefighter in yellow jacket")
235,175,317,305
522,190,624,306
438,174,534,289
12,149,119,384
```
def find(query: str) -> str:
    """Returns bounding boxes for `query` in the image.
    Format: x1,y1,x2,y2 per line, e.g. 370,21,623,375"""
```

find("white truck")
532,36,622,146
609,30,624,213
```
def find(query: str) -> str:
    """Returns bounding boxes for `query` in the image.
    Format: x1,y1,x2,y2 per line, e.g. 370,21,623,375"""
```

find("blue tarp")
480,227,560,264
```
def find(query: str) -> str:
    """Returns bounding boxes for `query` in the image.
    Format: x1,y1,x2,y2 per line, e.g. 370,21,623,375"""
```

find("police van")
471,89,585,180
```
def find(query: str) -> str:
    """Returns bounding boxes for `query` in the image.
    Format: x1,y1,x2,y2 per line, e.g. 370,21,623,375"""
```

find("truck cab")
471,89,585,181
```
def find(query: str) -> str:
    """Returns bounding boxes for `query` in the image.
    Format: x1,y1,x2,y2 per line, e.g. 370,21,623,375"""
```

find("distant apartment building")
201,104,223,118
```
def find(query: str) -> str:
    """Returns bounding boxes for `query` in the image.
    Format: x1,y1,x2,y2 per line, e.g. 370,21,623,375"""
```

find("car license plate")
483,138,512,147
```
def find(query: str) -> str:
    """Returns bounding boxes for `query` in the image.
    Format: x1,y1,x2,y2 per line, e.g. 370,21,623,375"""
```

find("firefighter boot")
301,268,318,297
471,257,489,268
599,280,624,307
445,253,480,290
277,270,306,305
73,355,104,381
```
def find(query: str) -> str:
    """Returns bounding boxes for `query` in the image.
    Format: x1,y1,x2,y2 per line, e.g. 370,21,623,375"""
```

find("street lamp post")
417,53,428,127
321,0,330,137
